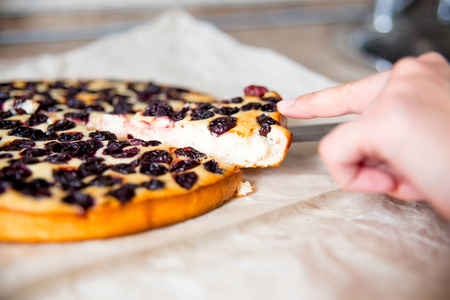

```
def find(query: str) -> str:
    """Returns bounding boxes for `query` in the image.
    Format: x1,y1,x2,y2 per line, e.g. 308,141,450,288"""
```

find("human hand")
278,52,450,219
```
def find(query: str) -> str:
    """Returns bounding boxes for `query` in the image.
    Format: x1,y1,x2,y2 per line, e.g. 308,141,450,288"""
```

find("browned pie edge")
0,169,243,243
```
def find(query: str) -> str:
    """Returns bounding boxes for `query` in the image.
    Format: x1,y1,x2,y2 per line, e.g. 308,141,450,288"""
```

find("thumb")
319,121,425,201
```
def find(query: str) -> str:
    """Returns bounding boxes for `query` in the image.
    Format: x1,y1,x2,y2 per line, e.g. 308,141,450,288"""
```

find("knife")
288,123,339,143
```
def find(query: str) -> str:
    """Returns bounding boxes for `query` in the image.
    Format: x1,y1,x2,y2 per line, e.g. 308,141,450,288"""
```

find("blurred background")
0,0,448,83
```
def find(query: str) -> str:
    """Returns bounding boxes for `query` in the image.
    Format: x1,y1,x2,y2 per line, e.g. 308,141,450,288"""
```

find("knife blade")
288,123,339,143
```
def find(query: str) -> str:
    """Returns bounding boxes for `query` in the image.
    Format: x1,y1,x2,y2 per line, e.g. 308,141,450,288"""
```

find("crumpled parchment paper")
0,10,449,300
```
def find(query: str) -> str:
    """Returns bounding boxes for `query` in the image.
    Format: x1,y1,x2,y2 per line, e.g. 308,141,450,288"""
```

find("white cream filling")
87,114,288,168
2,99,40,115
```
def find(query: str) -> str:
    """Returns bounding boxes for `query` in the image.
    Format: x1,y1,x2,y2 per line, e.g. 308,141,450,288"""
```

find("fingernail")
277,98,297,111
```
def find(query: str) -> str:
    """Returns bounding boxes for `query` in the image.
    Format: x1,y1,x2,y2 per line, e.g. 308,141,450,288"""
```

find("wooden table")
0,3,377,83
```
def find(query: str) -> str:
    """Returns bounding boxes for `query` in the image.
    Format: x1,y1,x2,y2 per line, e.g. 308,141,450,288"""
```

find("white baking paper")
1,10,449,300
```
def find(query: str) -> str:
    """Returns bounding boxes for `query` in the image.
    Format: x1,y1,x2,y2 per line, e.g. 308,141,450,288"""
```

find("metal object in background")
349,0,450,71
438,0,450,23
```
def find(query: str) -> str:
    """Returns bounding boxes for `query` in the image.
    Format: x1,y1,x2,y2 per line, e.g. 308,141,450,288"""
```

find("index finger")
278,71,390,119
